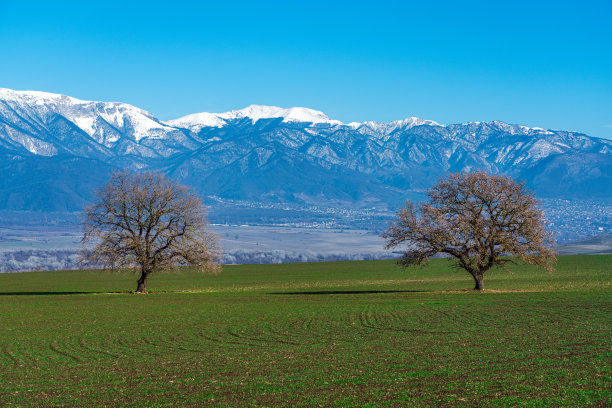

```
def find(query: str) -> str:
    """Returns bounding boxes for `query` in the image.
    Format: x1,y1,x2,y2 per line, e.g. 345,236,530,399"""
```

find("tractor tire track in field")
438,308,513,329
76,337,120,359
0,305,467,369
0,344,43,368
52,337,121,361
429,306,578,332
48,341,82,362
250,322,300,345
142,334,175,354
359,304,398,332
225,327,283,346
139,331,216,354
271,314,332,344
6,305,461,366
196,329,273,348
113,336,168,357
358,304,430,334
2,304,517,368
422,307,512,333
185,312,356,348
182,314,323,348
265,318,314,345
127,333,195,357
199,320,304,348
272,312,366,345
358,304,457,335
0,343,22,366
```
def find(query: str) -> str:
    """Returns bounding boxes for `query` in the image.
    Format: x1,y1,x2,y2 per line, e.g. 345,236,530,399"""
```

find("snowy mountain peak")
218,104,342,125
358,117,441,135
391,117,442,128
454,120,557,136
167,104,343,130
0,88,175,143
165,112,226,130
1,87,611,215
0,88,85,105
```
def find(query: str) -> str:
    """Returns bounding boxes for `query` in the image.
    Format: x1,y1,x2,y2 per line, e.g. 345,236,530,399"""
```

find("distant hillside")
1,88,611,213
556,234,612,255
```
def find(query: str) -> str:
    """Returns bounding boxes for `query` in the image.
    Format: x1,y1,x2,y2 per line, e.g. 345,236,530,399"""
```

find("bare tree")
383,172,555,290
82,171,220,293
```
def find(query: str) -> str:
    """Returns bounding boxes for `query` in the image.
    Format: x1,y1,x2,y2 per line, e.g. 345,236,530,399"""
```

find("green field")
1,256,610,407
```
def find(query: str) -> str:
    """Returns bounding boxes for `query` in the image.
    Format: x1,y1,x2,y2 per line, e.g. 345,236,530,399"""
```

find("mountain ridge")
1,88,610,214
3,88,587,138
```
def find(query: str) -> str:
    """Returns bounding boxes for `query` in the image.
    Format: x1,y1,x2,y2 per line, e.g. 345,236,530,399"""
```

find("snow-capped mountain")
0,88,200,159
165,105,342,132
0,88,610,212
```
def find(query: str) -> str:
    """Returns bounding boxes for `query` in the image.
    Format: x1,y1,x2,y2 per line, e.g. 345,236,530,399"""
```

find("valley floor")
0,225,393,272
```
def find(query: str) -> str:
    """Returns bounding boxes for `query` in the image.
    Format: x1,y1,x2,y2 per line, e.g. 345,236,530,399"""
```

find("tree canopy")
383,172,555,290
82,171,220,293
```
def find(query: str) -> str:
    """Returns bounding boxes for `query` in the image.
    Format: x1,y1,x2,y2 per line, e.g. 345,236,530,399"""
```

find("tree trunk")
473,273,485,291
135,269,149,293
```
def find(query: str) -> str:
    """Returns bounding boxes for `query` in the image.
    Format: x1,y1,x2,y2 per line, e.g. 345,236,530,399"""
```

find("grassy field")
0,255,610,407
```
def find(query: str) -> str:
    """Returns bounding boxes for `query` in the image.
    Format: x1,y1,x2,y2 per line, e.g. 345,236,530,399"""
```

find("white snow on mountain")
0,88,82,105
167,104,343,129
165,112,226,131
167,106,447,133
0,88,177,142
2,88,610,166
219,105,343,125
392,117,442,128
1,88,611,215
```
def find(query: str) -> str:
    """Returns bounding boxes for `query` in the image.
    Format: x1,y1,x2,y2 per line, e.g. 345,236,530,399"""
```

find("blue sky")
1,0,611,139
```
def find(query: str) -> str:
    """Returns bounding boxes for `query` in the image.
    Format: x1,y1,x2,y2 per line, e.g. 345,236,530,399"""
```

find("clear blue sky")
1,0,611,139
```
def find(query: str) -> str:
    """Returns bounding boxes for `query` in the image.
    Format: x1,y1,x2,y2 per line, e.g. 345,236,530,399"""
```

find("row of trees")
82,171,555,293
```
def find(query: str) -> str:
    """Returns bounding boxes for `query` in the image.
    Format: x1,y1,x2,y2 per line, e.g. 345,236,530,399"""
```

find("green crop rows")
1,255,610,407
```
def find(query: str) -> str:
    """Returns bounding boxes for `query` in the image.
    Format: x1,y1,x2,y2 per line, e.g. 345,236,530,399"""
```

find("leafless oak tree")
383,172,555,290
82,171,220,293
